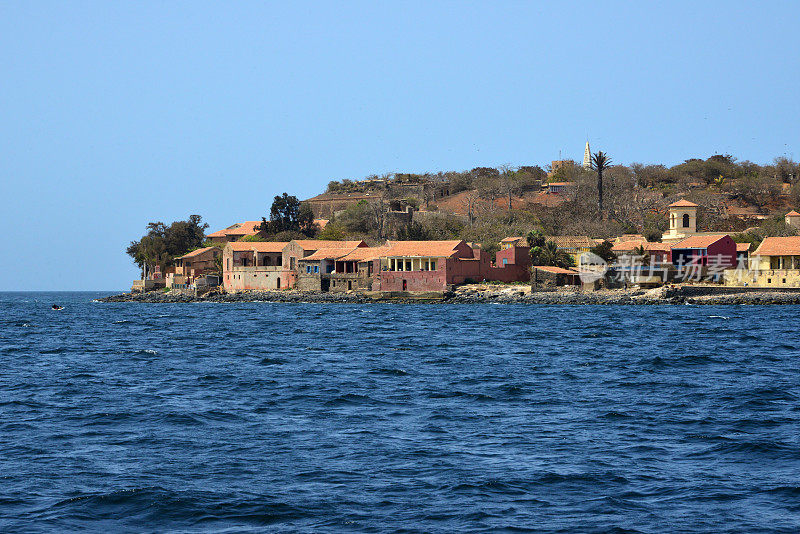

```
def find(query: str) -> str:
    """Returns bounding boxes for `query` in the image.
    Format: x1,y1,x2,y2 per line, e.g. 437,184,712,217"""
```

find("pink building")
223,241,290,291
375,240,492,292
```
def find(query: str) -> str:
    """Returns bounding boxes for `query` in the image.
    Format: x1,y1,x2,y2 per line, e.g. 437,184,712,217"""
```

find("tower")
785,210,800,228
582,141,591,169
662,199,699,243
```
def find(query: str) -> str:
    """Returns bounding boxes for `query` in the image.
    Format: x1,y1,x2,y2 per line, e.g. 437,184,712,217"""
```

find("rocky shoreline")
96,285,800,305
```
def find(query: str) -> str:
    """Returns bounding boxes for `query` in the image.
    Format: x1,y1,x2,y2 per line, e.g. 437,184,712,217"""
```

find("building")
611,240,672,264
329,246,389,292
662,200,698,243
500,236,526,250
375,240,491,292
295,244,364,291
547,182,575,194
548,236,596,263
282,240,367,287
207,221,262,244
493,239,531,282
785,210,800,229
670,235,737,272
169,246,221,289
531,266,580,287
736,242,751,264
725,236,800,287
222,241,290,291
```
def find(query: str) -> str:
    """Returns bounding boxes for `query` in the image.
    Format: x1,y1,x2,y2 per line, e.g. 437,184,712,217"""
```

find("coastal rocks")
96,286,800,305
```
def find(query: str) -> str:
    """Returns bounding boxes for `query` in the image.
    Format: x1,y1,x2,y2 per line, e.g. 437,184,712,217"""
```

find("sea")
1,291,799,533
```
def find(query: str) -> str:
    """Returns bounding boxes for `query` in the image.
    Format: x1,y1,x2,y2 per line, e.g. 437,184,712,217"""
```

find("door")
402,279,407,291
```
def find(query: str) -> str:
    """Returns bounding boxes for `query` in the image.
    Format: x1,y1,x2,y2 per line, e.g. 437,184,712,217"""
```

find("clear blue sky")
1,1,798,290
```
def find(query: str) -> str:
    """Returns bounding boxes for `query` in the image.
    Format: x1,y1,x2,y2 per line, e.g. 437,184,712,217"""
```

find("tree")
396,221,431,240
591,151,612,216
126,215,208,277
590,240,617,263
545,241,576,268
631,244,650,265
259,193,317,236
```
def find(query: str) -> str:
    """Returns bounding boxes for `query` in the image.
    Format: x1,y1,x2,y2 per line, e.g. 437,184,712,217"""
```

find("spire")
582,141,592,169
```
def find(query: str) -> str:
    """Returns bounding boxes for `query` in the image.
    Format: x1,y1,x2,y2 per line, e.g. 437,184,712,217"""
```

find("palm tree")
632,244,650,266
591,151,612,217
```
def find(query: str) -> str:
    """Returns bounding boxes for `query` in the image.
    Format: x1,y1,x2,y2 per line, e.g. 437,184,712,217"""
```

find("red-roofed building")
612,240,671,263
785,210,800,229
207,221,262,243
725,236,800,287
493,239,531,282
168,246,221,289
284,240,367,290
670,234,737,270
374,240,491,292
531,266,581,286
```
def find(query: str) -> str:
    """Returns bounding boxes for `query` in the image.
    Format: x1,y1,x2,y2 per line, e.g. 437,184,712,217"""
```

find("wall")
724,268,800,288
224,267,288,291
378,268,448,292
707,236,737,267
491,246,531,283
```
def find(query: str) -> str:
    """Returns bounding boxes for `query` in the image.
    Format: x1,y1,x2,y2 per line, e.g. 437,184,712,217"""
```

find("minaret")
582,141,591,169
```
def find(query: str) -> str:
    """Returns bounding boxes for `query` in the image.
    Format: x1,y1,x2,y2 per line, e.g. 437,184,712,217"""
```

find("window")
502,258,508,266
406,260,412,271
314,265,319,273
430,261,436,270
306,266,311,273
683,213,690,228
227,259,230,270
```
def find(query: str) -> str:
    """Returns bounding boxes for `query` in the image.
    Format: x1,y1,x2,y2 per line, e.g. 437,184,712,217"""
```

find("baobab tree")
591,151,612,217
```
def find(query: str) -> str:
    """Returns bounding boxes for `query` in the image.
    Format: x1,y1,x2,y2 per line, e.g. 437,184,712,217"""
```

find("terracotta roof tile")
669,199,698,208
301,247,358,261
383,240,464,258
501,236,524,243
736,242,751,252
534,266,579,274
673,235,728,249
612,240,672,253
548,236,595,248
178,246,218,259
786,210,800,217
754,236,800,256
292,240,366,250
339,246,390,262
226,241,288,253
207,221,262,238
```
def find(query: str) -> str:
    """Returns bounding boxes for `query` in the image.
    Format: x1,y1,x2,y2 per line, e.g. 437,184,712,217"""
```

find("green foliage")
734,216,798,250
240,233,266,242
318,223,347,240
631,244,650,265
336,200,376,234
396,222,430,241
259,194,316,237
127,215,208,273
526,230,574,268
590,240,617,262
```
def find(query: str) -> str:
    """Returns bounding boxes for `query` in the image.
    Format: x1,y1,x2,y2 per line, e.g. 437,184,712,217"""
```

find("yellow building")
500,236,526,250
724,236,800,287
548,236,597,264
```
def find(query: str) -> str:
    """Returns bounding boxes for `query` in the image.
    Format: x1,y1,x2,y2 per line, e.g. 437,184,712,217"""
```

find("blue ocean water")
1,292,799,533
